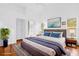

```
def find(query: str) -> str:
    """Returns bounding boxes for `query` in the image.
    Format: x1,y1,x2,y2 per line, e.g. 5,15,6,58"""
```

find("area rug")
13,44,31,56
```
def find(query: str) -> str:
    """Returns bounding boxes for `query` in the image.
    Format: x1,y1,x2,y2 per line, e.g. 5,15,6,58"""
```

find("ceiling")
15,3,79,8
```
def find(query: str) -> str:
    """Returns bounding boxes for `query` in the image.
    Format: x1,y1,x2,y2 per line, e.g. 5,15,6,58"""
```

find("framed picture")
67,18,76,28
47,17,61,28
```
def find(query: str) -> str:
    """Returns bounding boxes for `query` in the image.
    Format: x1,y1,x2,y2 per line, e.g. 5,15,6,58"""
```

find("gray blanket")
25,37,66,56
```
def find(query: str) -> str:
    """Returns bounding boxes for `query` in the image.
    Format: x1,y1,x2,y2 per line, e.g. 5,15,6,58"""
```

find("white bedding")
37,36,66,48
23,39,56,56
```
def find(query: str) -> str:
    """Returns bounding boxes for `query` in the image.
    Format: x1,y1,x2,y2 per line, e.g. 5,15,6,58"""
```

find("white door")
16,19,26,40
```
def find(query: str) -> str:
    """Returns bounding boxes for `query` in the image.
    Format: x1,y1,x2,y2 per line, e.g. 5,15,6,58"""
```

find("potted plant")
0,28,10,47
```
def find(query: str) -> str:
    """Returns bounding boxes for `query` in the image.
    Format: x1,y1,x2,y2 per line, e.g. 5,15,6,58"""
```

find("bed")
37,36,66,48
21,29,66,56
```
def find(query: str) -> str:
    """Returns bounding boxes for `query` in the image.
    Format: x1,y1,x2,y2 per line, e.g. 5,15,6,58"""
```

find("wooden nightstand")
66,38,77,47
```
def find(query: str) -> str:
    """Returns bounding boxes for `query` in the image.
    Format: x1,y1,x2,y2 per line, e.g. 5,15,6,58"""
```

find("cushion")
53,32,63,37
50,32,61,38
44,31,50,36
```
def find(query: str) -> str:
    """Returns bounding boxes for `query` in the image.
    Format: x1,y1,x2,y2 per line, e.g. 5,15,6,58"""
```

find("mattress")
23,39,56,56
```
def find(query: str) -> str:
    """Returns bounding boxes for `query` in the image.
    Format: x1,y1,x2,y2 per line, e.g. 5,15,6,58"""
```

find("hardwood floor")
0,44,16,56
0,39,79,56
0,39,22,56
65,46,79,56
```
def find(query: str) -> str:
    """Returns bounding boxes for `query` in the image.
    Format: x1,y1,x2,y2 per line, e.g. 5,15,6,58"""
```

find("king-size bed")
21,29,67,56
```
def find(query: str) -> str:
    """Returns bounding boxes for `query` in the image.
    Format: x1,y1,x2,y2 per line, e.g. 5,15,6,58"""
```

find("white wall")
25,4,45,36
1,3,79,45
0,4,26,45
25,3,79,44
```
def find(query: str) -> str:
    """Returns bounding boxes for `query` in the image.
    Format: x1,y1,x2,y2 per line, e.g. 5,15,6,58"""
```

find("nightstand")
66,38,77,47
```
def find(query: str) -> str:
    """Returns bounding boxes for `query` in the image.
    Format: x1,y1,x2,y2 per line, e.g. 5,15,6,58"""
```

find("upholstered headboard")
44,29,67,38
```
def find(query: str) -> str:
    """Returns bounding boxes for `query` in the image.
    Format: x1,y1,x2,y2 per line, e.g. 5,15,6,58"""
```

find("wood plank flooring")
0,39,79,56
0,44,16,56
65,46,79,56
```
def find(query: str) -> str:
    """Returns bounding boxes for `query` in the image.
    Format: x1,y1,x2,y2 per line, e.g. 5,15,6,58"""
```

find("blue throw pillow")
44,32,50,36
50,32,60,38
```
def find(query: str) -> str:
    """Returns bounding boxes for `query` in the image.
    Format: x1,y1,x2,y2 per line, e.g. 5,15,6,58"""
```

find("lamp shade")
69,29,75,33
68,29,76,38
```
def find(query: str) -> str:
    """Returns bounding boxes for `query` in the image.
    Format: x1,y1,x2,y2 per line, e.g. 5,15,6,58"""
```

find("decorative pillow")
44,31,50,36
50,32,61,38
53,32,63,37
